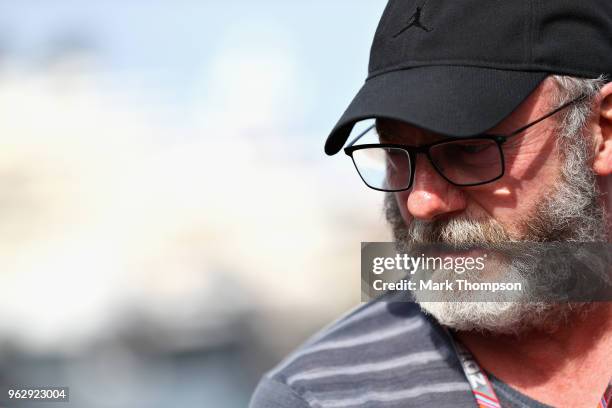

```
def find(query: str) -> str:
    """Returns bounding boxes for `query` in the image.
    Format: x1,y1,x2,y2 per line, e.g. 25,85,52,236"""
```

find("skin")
382,78,612,407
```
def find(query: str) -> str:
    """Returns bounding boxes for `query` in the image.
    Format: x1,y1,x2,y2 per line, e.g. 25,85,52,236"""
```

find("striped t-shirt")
249,293,552,408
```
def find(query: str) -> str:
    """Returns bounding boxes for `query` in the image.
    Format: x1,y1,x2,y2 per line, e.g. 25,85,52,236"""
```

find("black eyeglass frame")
343,96,586,192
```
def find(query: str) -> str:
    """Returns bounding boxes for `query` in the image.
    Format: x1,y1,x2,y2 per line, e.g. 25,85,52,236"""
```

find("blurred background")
0,1,390,407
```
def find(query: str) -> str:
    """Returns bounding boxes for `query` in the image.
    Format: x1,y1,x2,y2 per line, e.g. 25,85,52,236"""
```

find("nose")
405,155,467,221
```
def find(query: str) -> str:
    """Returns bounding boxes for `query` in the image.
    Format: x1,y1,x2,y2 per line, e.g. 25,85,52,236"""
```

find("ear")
592,82,612,176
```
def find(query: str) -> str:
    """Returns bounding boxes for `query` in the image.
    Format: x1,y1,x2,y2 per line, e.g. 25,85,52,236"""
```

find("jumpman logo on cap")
393,0,433,38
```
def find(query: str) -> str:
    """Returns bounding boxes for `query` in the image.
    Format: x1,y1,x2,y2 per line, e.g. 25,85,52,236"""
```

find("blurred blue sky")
0,0,390,353
0,0,385,135
0,5,392,406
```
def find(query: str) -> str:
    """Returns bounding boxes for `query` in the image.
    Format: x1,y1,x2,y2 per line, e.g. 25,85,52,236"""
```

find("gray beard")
384,139,609,335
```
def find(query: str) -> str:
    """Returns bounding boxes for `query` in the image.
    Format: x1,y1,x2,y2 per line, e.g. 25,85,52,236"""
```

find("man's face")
387,80,567,240
383,78,609,333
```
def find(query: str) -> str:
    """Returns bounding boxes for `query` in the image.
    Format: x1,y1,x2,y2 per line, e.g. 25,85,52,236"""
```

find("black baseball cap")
324,0,612,155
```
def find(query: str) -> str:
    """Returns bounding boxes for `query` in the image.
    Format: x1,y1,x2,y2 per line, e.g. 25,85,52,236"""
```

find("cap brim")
324,66,548,155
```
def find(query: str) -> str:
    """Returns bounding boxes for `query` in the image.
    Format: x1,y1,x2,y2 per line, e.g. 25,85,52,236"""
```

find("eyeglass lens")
351,138,503,191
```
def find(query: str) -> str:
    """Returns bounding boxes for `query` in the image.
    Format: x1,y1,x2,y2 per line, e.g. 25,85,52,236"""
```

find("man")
250,1,612,407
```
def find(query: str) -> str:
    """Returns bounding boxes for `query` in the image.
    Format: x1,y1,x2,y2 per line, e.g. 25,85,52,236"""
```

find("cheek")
498,133,562,196
503,133,560,181
471,140,563,234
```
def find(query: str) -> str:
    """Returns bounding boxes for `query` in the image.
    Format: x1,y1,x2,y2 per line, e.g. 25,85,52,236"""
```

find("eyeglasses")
344,96,585,192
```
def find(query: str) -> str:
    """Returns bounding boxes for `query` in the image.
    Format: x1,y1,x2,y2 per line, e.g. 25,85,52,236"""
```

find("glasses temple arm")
505,95,587,138
346,124,376,148
345,95,587,146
